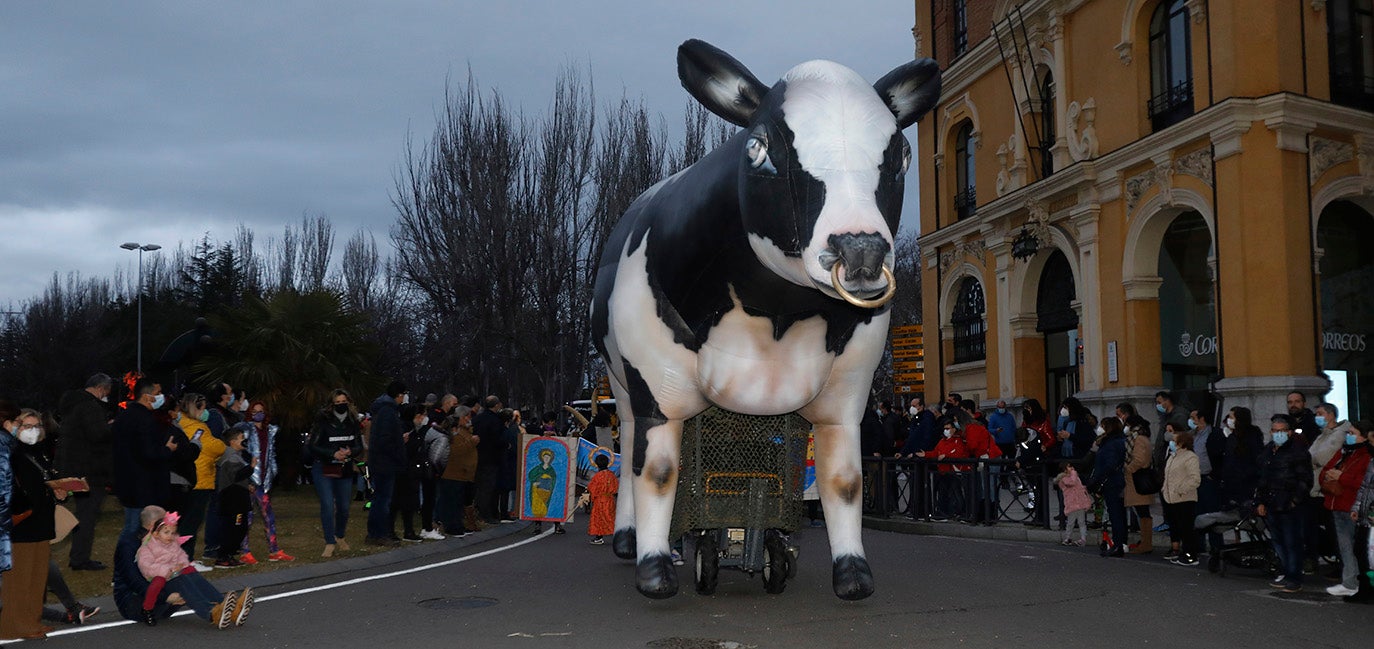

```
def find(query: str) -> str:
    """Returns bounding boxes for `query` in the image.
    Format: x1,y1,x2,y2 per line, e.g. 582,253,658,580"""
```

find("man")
54,373,114,571
112,506,251,628
431,394,457,427
1256,414,1313,593
472,395,507,524
1306,402,1350,573
902,398,938,456
1115,402,1137,426
878,401,904,449
1287,391,1320,443
1154,391,1189,467
205,383,240,440
365,381,408,546
987,399,1018,459
111,378,177,535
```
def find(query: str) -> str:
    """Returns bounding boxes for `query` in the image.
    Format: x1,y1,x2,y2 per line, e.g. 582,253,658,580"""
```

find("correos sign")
1325,332,1368,352
1178,332,1217,358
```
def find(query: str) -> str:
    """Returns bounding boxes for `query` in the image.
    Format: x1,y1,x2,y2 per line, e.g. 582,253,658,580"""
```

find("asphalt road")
33,520,1374,648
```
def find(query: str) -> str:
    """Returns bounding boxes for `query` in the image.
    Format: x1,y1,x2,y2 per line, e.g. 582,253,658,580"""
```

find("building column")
990,237,1016,399
1009,315,1046,405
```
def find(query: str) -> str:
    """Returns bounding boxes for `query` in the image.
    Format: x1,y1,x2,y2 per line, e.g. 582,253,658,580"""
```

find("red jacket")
1030,420,1055,453
927,436,971,472
963,423,1003,459
1320,445,1371,512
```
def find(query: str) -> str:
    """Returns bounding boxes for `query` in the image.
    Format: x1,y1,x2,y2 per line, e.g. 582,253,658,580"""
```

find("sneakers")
1060,539,1074,546
402,533,424,543
1153,522,1170,532
233,587,255,626
267,550,296,562
63,605,99,626
1073,539,1085,547
1162,549,1179,561
1269,574,1288,588
212,591,238,629
190,560,214,573
214,557,245,569
140,608,158,626
590,537,605,545
1328,584,1360,597
1280,581,1303,593
553,525,566,535
420,529,445,541
671,550,684,566
1176,554,1199,566
239,552,259,565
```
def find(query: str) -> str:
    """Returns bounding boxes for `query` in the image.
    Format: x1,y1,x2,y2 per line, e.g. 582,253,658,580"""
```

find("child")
1056,462,1090,546
215,425,257,569
585,454,618,545
133,508,252,628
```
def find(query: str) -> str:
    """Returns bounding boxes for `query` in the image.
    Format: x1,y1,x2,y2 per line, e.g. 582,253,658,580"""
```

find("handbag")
1132,466,1163,495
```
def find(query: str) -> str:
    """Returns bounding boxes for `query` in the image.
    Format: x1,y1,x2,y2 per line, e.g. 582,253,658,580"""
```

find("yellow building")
913,0,1373,422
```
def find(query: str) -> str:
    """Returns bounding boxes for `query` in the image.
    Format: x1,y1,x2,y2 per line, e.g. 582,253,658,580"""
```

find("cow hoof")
636,553,679,599
832,555,874,600
613,528,636,560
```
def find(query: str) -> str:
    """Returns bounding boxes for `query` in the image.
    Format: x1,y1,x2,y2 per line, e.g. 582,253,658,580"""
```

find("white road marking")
25,530,554,642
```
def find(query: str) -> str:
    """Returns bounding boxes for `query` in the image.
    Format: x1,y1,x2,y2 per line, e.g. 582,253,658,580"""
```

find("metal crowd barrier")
859,456,1098,528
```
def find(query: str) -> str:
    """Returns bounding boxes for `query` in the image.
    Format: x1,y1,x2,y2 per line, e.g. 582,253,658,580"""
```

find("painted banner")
519,435,577,523
802,433,818,500
575,437,621,487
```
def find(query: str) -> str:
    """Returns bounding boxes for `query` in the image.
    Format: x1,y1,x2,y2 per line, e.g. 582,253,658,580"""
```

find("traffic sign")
893,372,925,383
891,325,923,336
893,348,923,359
891,337,923,348
895,385,921,393
893,360,923,371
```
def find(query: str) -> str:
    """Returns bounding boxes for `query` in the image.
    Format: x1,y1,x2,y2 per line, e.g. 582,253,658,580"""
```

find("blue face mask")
151,394,165,409
1187,419,1197,430
997,408,1007,415
1315,415,1328,428
1155,403,1167,414
1347,433,1359,446
1168,440,1177,453
1272,431,1289,447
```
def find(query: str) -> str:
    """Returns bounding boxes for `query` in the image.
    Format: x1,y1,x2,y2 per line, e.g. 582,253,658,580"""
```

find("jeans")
436,479,469,534
1334,512,1361,589
1104,489,1127,548
203,492,223,559
179,490,213,559
66,478,106,565
366,471,397,539
163,572,225,621
1268,509,1305,585
312,465,354,544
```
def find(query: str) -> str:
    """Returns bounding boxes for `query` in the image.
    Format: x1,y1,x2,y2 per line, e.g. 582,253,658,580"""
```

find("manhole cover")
417,596,499,610
646,639,755,649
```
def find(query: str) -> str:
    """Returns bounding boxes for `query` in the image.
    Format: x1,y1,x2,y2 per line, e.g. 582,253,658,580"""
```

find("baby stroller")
1195,505,1278,577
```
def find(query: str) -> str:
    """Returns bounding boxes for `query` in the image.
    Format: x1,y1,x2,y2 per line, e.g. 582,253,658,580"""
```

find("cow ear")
874,58,942,130
677,39,770,127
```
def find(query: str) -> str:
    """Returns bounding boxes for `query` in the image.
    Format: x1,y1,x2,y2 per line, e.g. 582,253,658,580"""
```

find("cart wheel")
763,532,788,595
694,531,719,595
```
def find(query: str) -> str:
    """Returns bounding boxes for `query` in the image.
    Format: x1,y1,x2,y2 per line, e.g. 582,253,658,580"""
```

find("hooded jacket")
367,394,406,475
55,388,113,483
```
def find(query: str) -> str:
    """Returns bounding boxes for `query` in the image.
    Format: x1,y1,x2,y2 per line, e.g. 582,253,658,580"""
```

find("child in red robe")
585,454,618,544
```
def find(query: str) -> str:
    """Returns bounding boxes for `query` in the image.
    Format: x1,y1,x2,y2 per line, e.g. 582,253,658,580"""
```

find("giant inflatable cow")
591,39,940,600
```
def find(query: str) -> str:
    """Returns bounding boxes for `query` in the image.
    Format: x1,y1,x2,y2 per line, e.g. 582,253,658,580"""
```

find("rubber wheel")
763,532,788,594
694,531,719,595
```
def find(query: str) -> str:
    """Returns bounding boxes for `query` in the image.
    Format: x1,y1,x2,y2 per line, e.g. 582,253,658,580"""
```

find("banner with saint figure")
519,435,577,523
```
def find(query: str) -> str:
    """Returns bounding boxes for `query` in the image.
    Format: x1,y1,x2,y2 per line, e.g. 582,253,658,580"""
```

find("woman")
418,412,450,540
1124,416,1157,554
437,407,477,536
177,393,223,570
1162,428,1201,565
306,389,364,557
1089,417,1128,557
242,401,293,563
1320,420,1371,597
393,404,426,542
1,408,60,639
1022,398,1054,455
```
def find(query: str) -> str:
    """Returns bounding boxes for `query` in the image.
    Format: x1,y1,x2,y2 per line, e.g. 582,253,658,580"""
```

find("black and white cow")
590,39,940,600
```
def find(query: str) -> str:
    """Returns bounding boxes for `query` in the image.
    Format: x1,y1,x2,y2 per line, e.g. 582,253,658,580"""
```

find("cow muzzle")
824,233,895,308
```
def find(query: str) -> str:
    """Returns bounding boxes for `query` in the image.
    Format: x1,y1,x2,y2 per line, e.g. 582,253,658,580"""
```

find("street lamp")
120,242,162,373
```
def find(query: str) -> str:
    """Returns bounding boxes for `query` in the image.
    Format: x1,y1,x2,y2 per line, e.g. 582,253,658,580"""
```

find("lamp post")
120,242,162,373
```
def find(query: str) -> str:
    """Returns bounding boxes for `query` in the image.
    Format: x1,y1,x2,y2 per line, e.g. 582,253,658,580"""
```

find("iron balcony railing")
953,185,977,221
1147,79,1194,131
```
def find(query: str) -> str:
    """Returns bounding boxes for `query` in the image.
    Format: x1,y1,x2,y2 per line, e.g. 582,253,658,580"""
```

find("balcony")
1147,79,1194,132
953,186,977,221
1330,70,1374,112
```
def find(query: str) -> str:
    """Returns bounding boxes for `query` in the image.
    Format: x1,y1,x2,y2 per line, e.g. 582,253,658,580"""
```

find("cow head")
678,39,940,305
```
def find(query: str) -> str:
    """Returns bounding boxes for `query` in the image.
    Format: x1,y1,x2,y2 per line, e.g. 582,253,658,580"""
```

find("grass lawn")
55,485,403,601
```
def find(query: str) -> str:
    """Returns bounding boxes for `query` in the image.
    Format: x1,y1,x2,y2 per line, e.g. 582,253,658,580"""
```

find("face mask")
198,409,210,422
400,394,410,405
1346,433,1359,446
419,416,430,428
151,394,165,409
908,407,919,416
334,403,349,415
1271,431,1289,446
1059,407,1069,418
100,395,109,403
251,412,266,423
17,427,40,445
1224,417,1235,430
1095,426,1105,436
1187,419,1197,430
943,430,953,438
1155,403,1167,414
1168,440,1177,453
1315,416,1328,428
237,400,249,412
997,408,1007,415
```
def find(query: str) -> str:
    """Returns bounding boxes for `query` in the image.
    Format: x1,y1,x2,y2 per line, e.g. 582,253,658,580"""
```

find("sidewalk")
864,515,1068,544
77,520,535,622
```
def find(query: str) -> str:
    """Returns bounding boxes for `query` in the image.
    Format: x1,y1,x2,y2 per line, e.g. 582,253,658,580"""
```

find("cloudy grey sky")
0,1,920,305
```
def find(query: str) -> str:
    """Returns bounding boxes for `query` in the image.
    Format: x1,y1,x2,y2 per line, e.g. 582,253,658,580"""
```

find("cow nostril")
826,232,890,283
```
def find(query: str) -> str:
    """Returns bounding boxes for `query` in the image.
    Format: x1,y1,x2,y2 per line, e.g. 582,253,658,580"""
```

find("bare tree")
297,212,335,292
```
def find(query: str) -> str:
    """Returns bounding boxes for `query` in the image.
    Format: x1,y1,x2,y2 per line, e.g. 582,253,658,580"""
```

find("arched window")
1148,0,1193,131
953,0,969,58
954,122,976,220
1039,71,1056,178
952,277,986,364
1329,0,1374,110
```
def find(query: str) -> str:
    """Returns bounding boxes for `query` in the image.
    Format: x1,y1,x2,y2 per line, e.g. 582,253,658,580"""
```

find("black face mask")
333,403,349,415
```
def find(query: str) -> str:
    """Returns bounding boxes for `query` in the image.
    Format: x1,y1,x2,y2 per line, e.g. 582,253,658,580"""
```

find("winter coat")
1218,426,1264,508
307,409,365,478
860,409,891,456
367,395,406,475
1057,468,1092,514
216,448,254,494
113,529,182,622
442,425,479,482
1352,456,1374,526
472,409,506,465
1058,416,1094,459
111,402,174,509
926,436,971,472
392,425,422,512
54,389,113,483
424,427,450,474
245,422,279,492
1256,440,1314,513
1319,444,1371,512
1014,434,1045,468
1124,432,1155,507
1308,423,1351,497
963,423,1002,459
136,535,191,581
10,440,56,544
0,433,12,571
987,410,1017,446
1162,448,1201,504
185,417,227,491
1088,431,1127,495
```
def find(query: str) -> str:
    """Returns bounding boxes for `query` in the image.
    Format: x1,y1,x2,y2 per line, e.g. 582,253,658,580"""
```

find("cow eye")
745,132,774,173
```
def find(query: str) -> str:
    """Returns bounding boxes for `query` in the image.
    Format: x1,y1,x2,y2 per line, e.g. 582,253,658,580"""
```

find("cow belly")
697,309,834,415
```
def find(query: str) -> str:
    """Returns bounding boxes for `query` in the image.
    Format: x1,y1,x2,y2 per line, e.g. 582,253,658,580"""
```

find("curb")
78,520,535,619
864,516,1071,544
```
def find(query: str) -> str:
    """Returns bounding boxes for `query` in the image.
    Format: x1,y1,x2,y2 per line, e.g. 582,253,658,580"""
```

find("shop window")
1147,0,1193,131
1329,0,1374,111
953,0,969,58
953,122,976,221
952,277,986,364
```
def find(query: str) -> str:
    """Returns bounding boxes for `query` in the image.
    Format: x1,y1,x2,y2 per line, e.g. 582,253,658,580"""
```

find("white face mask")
1095,426,1105,436
1224,417,1235,430
1059,407,1069,418
909,406,919,416
16,427,40,446
419,416,429,428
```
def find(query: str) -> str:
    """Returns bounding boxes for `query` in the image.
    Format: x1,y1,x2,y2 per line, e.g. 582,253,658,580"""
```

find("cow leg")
811,422,874,600
632,416,683,599
607,372,637,560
